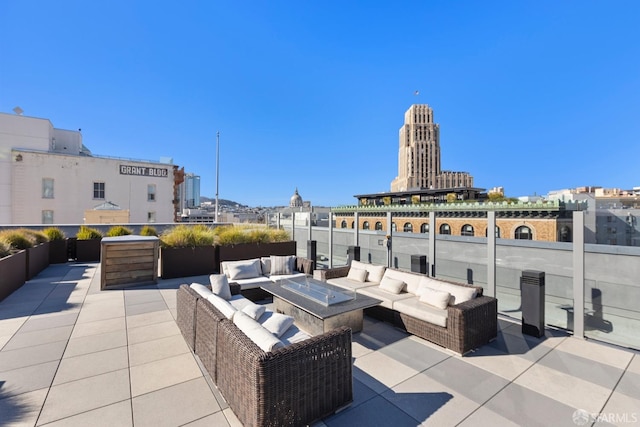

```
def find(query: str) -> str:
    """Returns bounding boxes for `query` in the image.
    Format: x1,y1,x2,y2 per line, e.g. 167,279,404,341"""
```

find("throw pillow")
242,302,267,320
233,311,284,352
259,311,295,337
260,257,271,275
347,267,368,283
433,282,477,305
190,283,213,298
206,293,237,320
209,274,232,300
419,288,451,310
226,259,261,281
270,255,295,275
379,277,405,294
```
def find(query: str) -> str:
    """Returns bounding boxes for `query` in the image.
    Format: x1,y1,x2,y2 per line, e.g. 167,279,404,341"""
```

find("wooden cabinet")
100,236,159,289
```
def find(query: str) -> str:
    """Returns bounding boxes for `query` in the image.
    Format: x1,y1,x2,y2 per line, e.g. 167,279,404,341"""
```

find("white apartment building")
0,112,179,224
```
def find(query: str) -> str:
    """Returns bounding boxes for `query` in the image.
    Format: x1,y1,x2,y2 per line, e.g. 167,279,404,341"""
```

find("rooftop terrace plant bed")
43,227,68,264
75,226,103,262
0,250,27,302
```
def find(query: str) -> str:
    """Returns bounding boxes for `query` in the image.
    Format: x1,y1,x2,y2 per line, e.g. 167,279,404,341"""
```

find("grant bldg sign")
119,165,169,177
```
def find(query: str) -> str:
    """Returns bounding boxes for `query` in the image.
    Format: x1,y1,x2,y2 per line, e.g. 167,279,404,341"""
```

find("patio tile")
457,406,521,427
615,370,640,400
0,316,28,336
132,377,220,427
350,377,379,409
222,407,243,427
0,334,12,350
323,395,419,427
0,361,58,397
483,382,582,427
595,391,640,426
457,349,535,381
75,304,125,324
38,400,132,427
53,346,129,385
421,357,510,405
0,340,67,372
70,317,126,339
182,412,230,426
129,352,203,397
127,320,180,345
124,289,164,305
37,368,130,425
554,337,635,370
378,336,451,372
18,312,79,333
537,347,624,390
125,300,168,316
63,329,127,358
353,352,421,394
352,321,408,352
514,360,612,414
128,334,190,367
126,310,174,330
0,387,48,427
2,325,73,351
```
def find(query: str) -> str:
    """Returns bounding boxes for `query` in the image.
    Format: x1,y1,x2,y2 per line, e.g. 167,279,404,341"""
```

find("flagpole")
215,131,220,223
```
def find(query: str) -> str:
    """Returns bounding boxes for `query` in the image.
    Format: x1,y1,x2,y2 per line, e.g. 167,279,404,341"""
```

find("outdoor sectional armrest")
295,256,315,274
317,265,351,281
229,283,241,295
446,295,498,354
216,323,353,427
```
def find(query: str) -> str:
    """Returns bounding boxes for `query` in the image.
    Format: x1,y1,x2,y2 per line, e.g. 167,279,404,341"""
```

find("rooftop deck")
1,263,638,426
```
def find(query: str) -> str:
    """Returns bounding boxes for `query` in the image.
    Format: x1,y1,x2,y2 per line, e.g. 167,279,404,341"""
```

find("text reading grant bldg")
0,112,183,224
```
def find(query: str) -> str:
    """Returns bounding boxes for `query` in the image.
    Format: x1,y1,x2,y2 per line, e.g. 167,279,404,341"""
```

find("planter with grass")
0,232,29,301
76,225,103,262
216,226,295,263
159,225,217,279
44,227,68,264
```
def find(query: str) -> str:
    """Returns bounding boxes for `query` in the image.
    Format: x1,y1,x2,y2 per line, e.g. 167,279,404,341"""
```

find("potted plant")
105,225,133,237
215,225,295,263
19,228,50,279
159,225,217,279
140,225,158,236
0,230,30,300
44,227,68,264
76,225,103,262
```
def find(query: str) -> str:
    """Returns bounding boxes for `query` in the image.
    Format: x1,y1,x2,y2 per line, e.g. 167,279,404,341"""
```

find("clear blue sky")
2,1,639,207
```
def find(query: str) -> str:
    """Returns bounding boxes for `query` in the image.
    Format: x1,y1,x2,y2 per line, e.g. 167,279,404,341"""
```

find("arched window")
515,225,532,240
485,226,501,238
340,220,347,229
375,222,383,231
350,221,355,229
439,223,451,235
461,224,474,236
403,222,413,232
362,221,370,230
420,223,429,233
391,222,397,232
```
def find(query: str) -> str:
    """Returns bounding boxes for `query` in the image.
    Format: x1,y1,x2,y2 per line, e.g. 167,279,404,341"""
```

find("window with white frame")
147,184,156,202
42,210,54,224
42,178,54,198
147,211,156,223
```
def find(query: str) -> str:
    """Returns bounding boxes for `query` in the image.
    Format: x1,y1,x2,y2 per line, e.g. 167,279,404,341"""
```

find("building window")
461,224,474,236
559,226,572,242
420,223,429,233
147,211,156,223
350,221,355,229
147,184,156,202
439,223,451,235
515,225,532,240
341,220,347,228
485,226,502,238
363,221,370,230
391,222,397,232
403,222,413,232
42,210,54,224
93,182,105,199
375,222,383,231
42,178,54,199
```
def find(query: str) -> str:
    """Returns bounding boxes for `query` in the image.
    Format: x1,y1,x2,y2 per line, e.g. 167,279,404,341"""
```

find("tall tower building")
391,104,473,192
183,173,201,208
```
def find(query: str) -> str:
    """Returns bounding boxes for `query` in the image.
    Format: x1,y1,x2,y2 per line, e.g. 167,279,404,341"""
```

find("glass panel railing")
358,231,388,266
311,227,330,269
389,233,428,271
433,236,487,286
331,229,354,267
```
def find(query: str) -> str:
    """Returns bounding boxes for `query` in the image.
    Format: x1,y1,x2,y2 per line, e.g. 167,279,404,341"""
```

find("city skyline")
1,2,639,207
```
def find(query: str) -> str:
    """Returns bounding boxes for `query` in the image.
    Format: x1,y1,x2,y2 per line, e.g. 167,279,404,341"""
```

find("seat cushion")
268,272,307,282
206,293,237,320
231,277,272,290
280,324,311,345
394,297,448,328
190,283,213,298
357,286,413,309
233,311,284,352
327,277,378,291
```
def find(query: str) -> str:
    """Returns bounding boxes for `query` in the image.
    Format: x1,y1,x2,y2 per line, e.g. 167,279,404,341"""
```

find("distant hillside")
200,196,247,208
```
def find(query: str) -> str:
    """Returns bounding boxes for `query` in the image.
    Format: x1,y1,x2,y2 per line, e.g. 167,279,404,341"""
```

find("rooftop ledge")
332,200,588,213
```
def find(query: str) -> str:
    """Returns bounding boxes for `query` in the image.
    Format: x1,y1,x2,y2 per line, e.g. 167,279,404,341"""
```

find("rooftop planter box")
43,227,68,264
160,245,218,279
0,250,27,302
75,226,103,262
27,242,50,279
217,240,296,264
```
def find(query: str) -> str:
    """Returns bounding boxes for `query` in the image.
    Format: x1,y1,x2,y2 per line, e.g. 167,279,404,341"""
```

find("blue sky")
1,1,639,207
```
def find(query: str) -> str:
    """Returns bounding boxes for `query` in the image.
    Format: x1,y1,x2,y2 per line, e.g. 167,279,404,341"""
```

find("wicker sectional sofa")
318,260,498,354
176,282,352,427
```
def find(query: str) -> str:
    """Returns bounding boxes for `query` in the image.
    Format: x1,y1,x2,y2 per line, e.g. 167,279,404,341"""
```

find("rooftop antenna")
13,106,23,115
215,131,220,223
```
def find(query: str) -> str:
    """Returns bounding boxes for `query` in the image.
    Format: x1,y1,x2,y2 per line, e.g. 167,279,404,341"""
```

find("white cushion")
233,311,284,352
394,297,448,328
432,282,477,305
225,259,262,280
242,302,267,320
417,276,445,295
190,283,212,298
347,267,368,283
379,277,405,294
209,274,232,300
351,261,385,284
381,269,423,294
268,272,307,282
419,287,451,310
206,293,237,320
228,294,254,311
258,311,295,337
270,255,296,275
356,286,414,310
280,324,311,345
326,277,378,291
260,257,271,275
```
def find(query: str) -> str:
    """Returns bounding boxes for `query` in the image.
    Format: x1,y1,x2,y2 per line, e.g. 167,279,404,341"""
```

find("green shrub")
43,227,66,241
140,225,158,237
106,225,133,237
0,229,34,250
76,225,103,240
213,225,290,245
20,228,49,244
0,240,11,258
160,225,215,248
